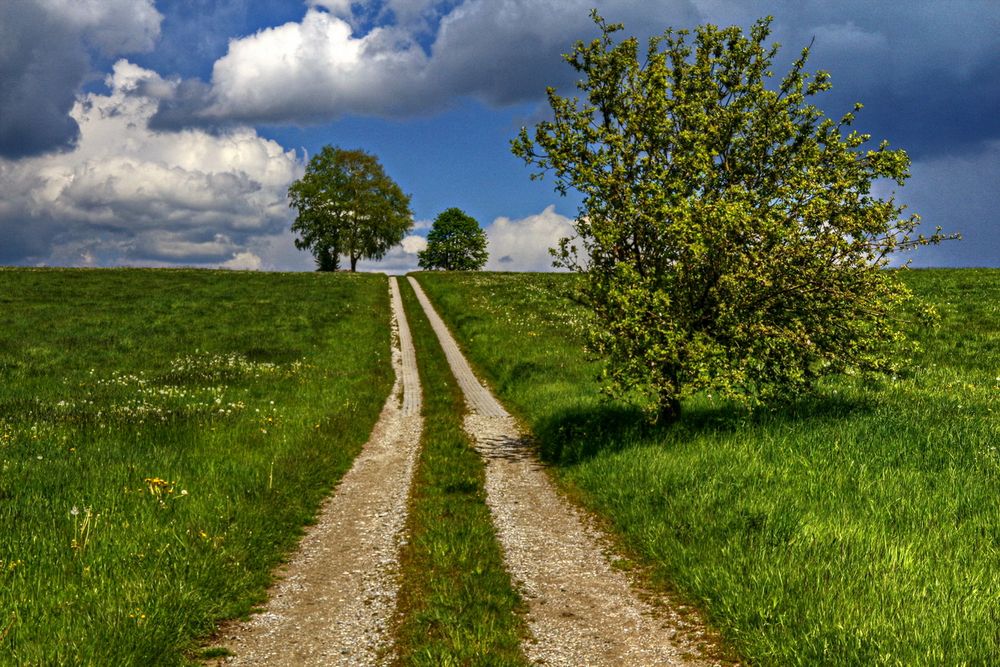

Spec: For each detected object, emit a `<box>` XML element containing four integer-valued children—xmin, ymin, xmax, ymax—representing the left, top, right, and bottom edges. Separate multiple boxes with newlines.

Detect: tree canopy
<box><xmin>512</xmin><ymin>13</ymin><xmax>955</xmax><ymax>421</ymax></box>
<box><xmin>418</xmin><ymin>208</ymin><xmax>489</xmax><ymax>271</ymax></box>
<box><xmin>289</xmin><ymin>146</ymin><xmax>413</xmax><ymax>272</ymax></box>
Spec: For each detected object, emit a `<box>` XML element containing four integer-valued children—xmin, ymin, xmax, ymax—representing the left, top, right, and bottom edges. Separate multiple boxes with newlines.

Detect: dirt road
<box><xmin>213</xmin><ymin>275</ymin><xmax>720</xmax><ymax>666</ymax></box>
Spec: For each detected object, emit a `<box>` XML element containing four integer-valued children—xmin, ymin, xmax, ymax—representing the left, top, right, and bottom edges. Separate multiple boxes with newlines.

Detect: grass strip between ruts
<box><xmin>390</xmin><ymin>277</ymin><xmax>528</xmax><ymax>666</ymax></box>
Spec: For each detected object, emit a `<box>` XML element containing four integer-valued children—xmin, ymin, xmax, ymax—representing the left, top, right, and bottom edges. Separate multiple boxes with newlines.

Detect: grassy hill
<box><xmin>415</xmin><ymin>268</ymin><xmax>1000</xmax><ymax>665</ymax></box>
<box><xmin>0</xmin><ymin>268</ymin><xmax>392</xmax><ymax>665</ymax></box>
<box><xmin>3</xmin><ymin>266</ymin><xmax>996</xmax><ymax>665</ymax></box>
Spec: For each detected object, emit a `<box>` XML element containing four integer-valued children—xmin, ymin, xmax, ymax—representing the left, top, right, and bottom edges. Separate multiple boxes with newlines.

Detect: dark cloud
<box><xmin>840</xmin><ymin>68</ymin><xmax>1000</xmax><ymax>160</ymax></box>
<box><xmin>144</xmin><ymin>78</ymin><xmax>218</xmax><ymax>131</ymax></box>
<box><xmin>0</xmin><ymin>3</ymin><xmax>86</xmax><ymax>158</ymax></box>
<box><xmin>759</xmin><ymin>2</ymin><xmax>1000</xmax><ymax>160</ymax></box>
<box><xmin>0</xmin><ymin>215</ymin><xmax>62</xmax><ymax>265</ymax></box>
<box><xmin>902</xmin><ymin>142</ymin><xmax>1000</xmax><ymax>267</ymax></box>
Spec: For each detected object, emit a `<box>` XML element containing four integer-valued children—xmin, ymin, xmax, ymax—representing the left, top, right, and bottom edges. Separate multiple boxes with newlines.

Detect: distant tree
<box><xmin>512</xmin><ymin>12</ymin><xmax>956</xmax><ymax>421</ymax></box>
<box><xmin>418</xmin><ymin>208</ymin><xmax>489</xmax><ymax>271</ymax></box>
<box><xmin>289</xmin><ymin>146</ymin><xmax>413</xmax><ymax>272</ymax></box>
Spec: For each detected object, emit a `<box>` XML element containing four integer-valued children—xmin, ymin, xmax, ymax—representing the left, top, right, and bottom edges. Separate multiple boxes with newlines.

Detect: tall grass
<box><xmin>391</xmin><ymin>278</ymin><xmax>528</xmax><ymax>666</ymax></box>
<box><xmin>414</xmin><ymin>269</ymin><xmax>1000</xmax><ymax>665</ymax></box>
<box><xmin>0</xmin><ymin>268</ymin><xmax>392</xmax><ymax>665</ymax></box>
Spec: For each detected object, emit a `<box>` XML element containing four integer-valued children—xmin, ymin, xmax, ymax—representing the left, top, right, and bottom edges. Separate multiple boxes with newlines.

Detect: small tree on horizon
<box><xmin>289</xmin><ymin>146</ymin><xmax>413</xmax><ymax>272</ymax></box>
<box><xmin>418</xmin><ymin>208</ymin><xmax>489</xmax><ymax>271</ymax></box>
<box><xmin>512</xmin><ymin>12</ymin><xmax>956</xmax><ymax>421</ymax></box>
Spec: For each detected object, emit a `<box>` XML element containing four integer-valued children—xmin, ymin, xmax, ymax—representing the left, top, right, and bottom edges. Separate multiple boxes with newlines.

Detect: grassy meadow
<box><xmin>0</xmin><ymin>268</ymin><xmax>393</xmax><ymax>665</ymax></box>
<box><xmin>414</xmin><ymin>269</ymin><xmax>1000</xmax><ymax>665</ymax></box>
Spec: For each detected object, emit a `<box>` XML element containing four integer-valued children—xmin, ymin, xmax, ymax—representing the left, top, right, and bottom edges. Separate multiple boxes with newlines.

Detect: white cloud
<box><xmin>0</xmin><ymin>60</ymin><xmax>304</xmax><ymax>267</ymax></box>
<box><xmin>203</xmin><ymin>9</ymin><xmax>430</xmax><ymax>122</ymax></box>
<box><xmin>358</xmin><ymin>233</ymin><xmax>427</xmax><ymax>274</ymax></box>
<box><xmin>221</xmin><ymin>251</ymin><xmax>264</xmax><ymax>271</ymax></box>
<box><xmin>154</xmin><ymin>0</ymin><xmax>619</xmax><ymax>125</ymax></box>
<box><xmin>811</xmin><ymin>21</ymin><xmax>888</xmax><ymax>52</ymax></box>
<box><xmin>140</xmin><ymin>0</ymin><xmax>1000</xmax><ymax>173</ymax></box>
<box><xmin>484</xmin><ymin>205</ymin><xmax>577</xmax><ymax>272</ymax></box>
<box><xmin>401</xmin><ymin>234</ymin><xmax>428</xmax><ymax>254</ymax></box>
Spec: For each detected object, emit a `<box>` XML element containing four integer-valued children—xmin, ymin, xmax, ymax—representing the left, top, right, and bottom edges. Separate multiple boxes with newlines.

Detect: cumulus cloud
<box><xmin>151</xmin><ymin>0</ymin><xmax>626</xmax><ymax>126</ymax></box>
<box><xmin>411</xmin><ymin>219</ymin><xmax>433</xmax><ymax>232</ymax></box>
<box><xmin>0</xmin><ymin>60</ymin><xmax>303</xmax><ymax>268</ymax></box>
<box><xmin>401</xmin><ymin>234</ymin><xmax>429</xmax><ymax>254</ymax></box>
<box><xmin>221</xmin><ymin>251</ymin><xmax>264</xmax><ymax>271</ymax></box>
<box><xmin>484</xmin><ymin>205</ymin><xmax>577</xmax><ymax>272</ymax></box>
<box><xmin>203</xmin><ymin>9</ymin><xmax>431</xmax><ymax>123</ymax></box>
<box><xmin>0</xmin><ymin>0</ymin><xmax>161</xmax><ymax>158</ymax></box>
<box><xmin>146</xmin><ymin>0</ymin><xmax>1000</xmax><ymax>164</ymax></box>
<box><xmin>357</xmin><ymin>233</ymin><xmax>427</xmax><ymax>274</ymax></box>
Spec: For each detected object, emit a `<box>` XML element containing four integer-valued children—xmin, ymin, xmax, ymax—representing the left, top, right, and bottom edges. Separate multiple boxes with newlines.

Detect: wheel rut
<box><xmin>408</xmin><ymin>276</ymin><xmax>718</xmax><ymax>666</ymax></box>
<box><xmin>214</xmin><ymin>277</ymin><xmax>422</xmax><ymax>666</ymax></box>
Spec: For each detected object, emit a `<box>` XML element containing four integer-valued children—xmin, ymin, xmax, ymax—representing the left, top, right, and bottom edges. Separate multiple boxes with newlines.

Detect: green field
<box><xmin>414</xmin><ymin>269</ymin><xmax>1000</xmax><ymax>665</ymax></box>
<box><xmin>0</xmin><ymin>269</ymin><xmax>393</xmax><ymax>665</ymax></box>
<box><xmin>4</xmin><ymin>266</ymin><xmax>997</xmax><ymax>665</ymax></box>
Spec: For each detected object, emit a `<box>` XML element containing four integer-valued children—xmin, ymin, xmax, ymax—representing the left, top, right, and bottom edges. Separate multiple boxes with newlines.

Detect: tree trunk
<box><xmin>350</xmin><ymin>254</ymin><xmax>358</xmax><ymax>272</ymax></box>
<box><xmin>657</xmin><ymin>393</ymin><xmax>681</xmax><ymax>424</ymax></box>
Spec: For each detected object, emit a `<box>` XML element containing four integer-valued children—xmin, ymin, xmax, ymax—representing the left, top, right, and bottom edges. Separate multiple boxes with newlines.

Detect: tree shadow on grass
<box><xmin>534</xmin><ymin>403</ymin><xmax>652</xmax><ymax>466</ymax></box>
<box><xmin>534</xmin><ymin>391</ymin><xmax>876</xmax><ymax>467</ymax></box>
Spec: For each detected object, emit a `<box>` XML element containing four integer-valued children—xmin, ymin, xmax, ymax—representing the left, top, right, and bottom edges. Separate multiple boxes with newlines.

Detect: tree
<box><xmin>512</xmin><ymin>13</ymin><xmax>955</xmax><ymax>421</ymax></box>
<box><xmin>289</xmin><ymin>146</ymin><xmax>413</xmax><ymax>272</ymax></box>
<box><xmin>418</xmin><ymin>208</ymin><xmax>489</xmax><ymax>271</ymax></box>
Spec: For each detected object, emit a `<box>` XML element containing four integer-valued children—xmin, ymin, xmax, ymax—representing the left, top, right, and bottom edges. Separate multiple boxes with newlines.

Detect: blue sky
<box><xmin>1</xmin><ymin>0</ymin><xmax>997</xmax><ymax>271</ymax></box>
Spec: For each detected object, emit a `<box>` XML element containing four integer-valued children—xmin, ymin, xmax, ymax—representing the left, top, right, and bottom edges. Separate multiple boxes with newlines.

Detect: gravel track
<box><xmin>213</xmin><ymin>277</ymin><xmax>422</xmax><ymax>666</ymax></box>
<box><xmin>408</xmin><ymin>276</ymin><xmax>717</xmax><ymax>666</ymax></box>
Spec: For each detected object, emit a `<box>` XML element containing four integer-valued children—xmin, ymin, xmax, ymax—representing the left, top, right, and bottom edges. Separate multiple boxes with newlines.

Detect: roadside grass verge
<box><xmin>0</xmin><ymin>268</ymin><xmax>392</xmax><ymax>666</ymax></box>
<box><xmin>413</xmin><ymin>269</ymin><xmax>1000</xmax><ymax>665</ymax></box>
<box><xmin>391</xmin><ymin>278</ymin><xmax>528</xmax><ymax>666</ymax></box>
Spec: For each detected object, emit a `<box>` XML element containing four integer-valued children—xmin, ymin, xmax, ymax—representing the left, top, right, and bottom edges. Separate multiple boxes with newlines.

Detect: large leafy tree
<box><xmin>418</xmin><ymin>208</ymin><xmax>489</xmax><ymax>271</ymax></box>
<box><xmin>512</xmin><ymin>13</ymin><xmax>954</xmax><ymax>421</ymax></box>
<box><xmin>289</xmin><ymin>146</ymin><xmax>413</xmax><ymax>272</ymax></box>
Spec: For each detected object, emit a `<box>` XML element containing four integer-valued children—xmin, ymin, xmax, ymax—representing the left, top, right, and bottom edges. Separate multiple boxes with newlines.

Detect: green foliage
<box><xmin>392</xmin><ymin>279</ymin><xmax>527</xmax><ymax>665</ymax></box>
<box><xmin>416</xmin><ymin>269</ymin><xmax>1000</xmax><ymax>665</ymax></box>
<box><xmin>417</xmin><ymin>208</ymin><xmax>489</xmax><ymax>271</ymax></box>
<box><xmin>0</xmin><ymin>268</ymin><xmax>392</xmax><ymax>664</ymax></box>
<box><xmin>512</xmin><ymin>13</ymin><xmax>956</xmax><ymax>420</ymax></box>
<box><xmin>289</xmin><ymin>146</ymin><xmax>413</xmax><ymax>272</ymax></box>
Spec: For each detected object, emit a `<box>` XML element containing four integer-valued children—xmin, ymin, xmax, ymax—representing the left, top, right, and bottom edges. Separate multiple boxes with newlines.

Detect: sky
<box><xmin>1</xmin><ymin>0</ymin><xmax>997</xmax><ymax>272</ymax></box>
